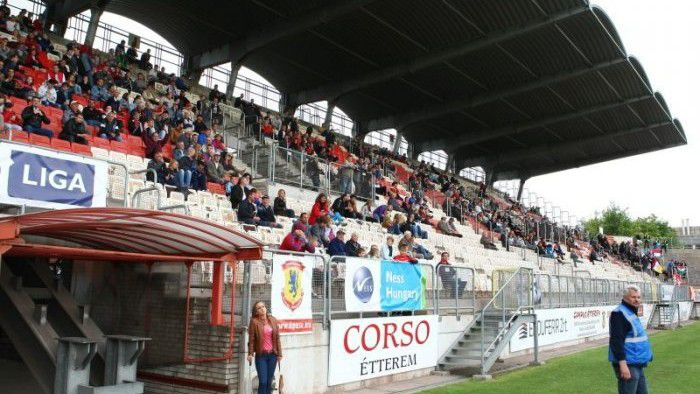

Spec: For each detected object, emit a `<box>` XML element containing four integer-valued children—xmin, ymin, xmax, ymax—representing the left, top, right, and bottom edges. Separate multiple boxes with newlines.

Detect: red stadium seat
<box><xmin>4</xmin><ymin>129</ymin><xmax>28</xmax><ymax>141</ymax></box>
<box><xmin>29</xmin><ymin>133</ymin><xmax>51</xmax><ymax>148</ymax></box>
<box><xmin>90</xmin><ymin>137</ymin><xmax>110</xmax><ymax>149</ymax></box>
<box><xmin>85</xmin><ymin>125</ymin><xmax>99</xmax><ymax>136</ymax></box>
<box><xmin>50</xmin><ymin>138</ymin><xmax>72</xmax><ymax>152</ymax></box>
<box><xmin>128</xmin><ymin>145</ymin><xmax>146</xmax><ymax>157</ymax></box>
<box><xmin>73</xmin><ymin>95</ymin><xmax>88</xmax><ymax>107</ymax></box>
<box><xmin>208</xmin><ymin>182</ymin><xmax>225</xmax><ymax>195</ymax></box>
<box><xmin>71</xmin><ymin>143</ymin><xmax>93</xmax><ymax>156</ymax></box>
<box><xmin>127</xmin><ymin>134</ymin><xmax>144</xmax><ymax>148</ymax></box>
<box><xmin>82</xmin><ymin>134</ymin><xmax>94</xmax><ymax>143</ymax></box>
<box><xmin>161</xmin><ymin>143</ymin><xmax>173</xmax><ymax>159</ymax></box>
<box><xmin>110</xmin><ymin>140</ymin><xmax>128</xmax><ymax>153</ymax></box>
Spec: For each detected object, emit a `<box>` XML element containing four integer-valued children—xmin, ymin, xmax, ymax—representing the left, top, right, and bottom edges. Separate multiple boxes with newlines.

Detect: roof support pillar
<box><xmin>279</xmin><ymin>92</ymin><xmax>298</xmax><ymax>118</ymax></box>
<box><xmin>392</xmin><ymin>130</ymin><xmax>403</xmax><ymax>154</ymax></box>
<box><xmin>322</xmin><ymin>100</ymin><xmax>337</xmax><ymax>130</ymax></box>
<box><xmin>517</xmin><ymin>177</ymin><xmax>528</xmax><ymax>202</ymax></box>
<box><xmin>83</xmin><ymin>6</ymin><xmax>104</xmax><ymax>48</ymax></box>
<box><xmin>210</xmin><ymin>261</ymin><xmax>225</xmax><ymax>326</ymax></box>
<box><xmin>485</xmin><ymin>170</ymin><xmax>496</xmax><ymax>188</ymax></box>
<box><xmin>225</xmin><ymin>61</ymin><xmax>242</xmax><ymax>100</ymax></box>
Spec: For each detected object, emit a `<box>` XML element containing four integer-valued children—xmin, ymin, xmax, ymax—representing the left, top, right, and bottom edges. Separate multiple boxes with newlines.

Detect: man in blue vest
<box><xmin>609</xmin><ymin>285</ymin><xmax>653</xmax><ymax>394</ymax></box>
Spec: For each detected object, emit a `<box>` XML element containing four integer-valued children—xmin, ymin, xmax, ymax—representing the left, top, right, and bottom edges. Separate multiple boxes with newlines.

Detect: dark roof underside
<box><xmin>45</xmin><ymin>0</ymin><xmax>686</xmax><ymax>179</ymax></box>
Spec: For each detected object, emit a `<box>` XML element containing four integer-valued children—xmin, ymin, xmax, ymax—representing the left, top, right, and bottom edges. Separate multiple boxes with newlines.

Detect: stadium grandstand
<box><xmin>0</xmin><ymin>1</ymin><xmax>696</xmax><ymax>393</ymax></box>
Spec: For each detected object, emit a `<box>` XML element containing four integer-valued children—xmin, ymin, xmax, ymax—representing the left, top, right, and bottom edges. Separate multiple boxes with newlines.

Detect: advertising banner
<box><xmin>328</xmin><ymin>315</ymin><xmax>438</xmax><ymax>386</ymax></box>
<box><xmin>510</xmin><ymin>304</ymin><xmax>655</xmax><ymax>352</ymax></box>
<box><xmin>270</xmin><ymin>254</ymin><xmax>314</xmax><ymax>334</ymax></box>
<box><xmin>344</xmin><ymin>258</ymin><xmax>427</xmax><ymax>313</ymax></box>
<box><xmin>0</xmin><ymin>143</ymin><xmax>108</xmax><ymax>209</ymax></box>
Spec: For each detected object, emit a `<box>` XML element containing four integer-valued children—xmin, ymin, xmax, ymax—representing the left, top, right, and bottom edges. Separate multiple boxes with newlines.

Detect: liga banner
<box><xmin>270</xmin><ymin>254</ymin><xmax>314</xmax><ymax>334</ymax></box>
<box><xmin>0</xmin><ymin>143</ymin><xmax>108</xmax><ymax>209</ymax></box>
<box><xmin>344</xmin><ymin>258</ymin><xmax>427</xmax><ymax>313</ymax></box>
<box><xmin>328</xmin><ymin>315</ymin><xmax>438</xmax><ymax>386</ymax></box>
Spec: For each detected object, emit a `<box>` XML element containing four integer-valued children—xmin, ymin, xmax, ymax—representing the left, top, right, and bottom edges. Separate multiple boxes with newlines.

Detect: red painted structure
<box><xmin>0</xmin><ymin>208</ymin><xmax>264</xmax><ymax>364</ymax></box>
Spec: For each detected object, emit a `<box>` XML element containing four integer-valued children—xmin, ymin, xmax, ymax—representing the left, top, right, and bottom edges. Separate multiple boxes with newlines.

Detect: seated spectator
<box><xmin>536</xmin><ymin>237</ymin><xmax>547</xmax><ymax>255</ymax></box>
<box><xmin>360</xmin><ymin>200</ymin><xmax>376</xmax><ymax>222</ymax></box>
<box><xmin>2</xmin><ymin>100</ymin><xmax>22</xmax><ymax>131</ymax></box>
<box><xmin>229</xmin><ymin>174</ymin><xmax>251</xmax><ymax>209</ymax></box>
<box><xmin>327</xmin><ymin>230</ymin><xmax>347</xmax><ymax>257</ymax></box>
<box><xmin>401</xmin><ymin>212</ymin><xmax>427</xmax><ymax>239</ymax></box>
<box><xmin>388</xmin><ymin>213</ymin><xmax>405</xmax><ymax>235</ymax></box>
<box><xmin>21</xmin><ymin>96</ymin><xmax>52</xmax><ymax>137</ymax></box>
<box><xmin>143</xmin><ymin>129</ymin><xmax>170</xmax><ymax>159</ymax></box>
<box><xmin>446</xmin><ymin>218</ymin><xmax>463</xmax><ymax>238</ymax></box>
<box><xmin>381</xmin><ymin>236</ymin><xmax>395</xmax><ymax>260</ymax></box>
<box><xmin>480</xmin><ymin>233</ymin><xmax>498</xmax><ymax>250</ymax></box>
<box><xmin>399</xmin><ymin>232</ymin><xmax>433</xmax><ymax>260</ymax></box>
<box><xmin>98</xmin><ymin>111</ymin><xmax>122</xmax><ymax>141</ymax></box>
<box><xmin>393</xmin><ymin>244</ymin><xmax>418</xmax><ymax>263</ymax></box>
<box><xmin>292</xmin><ymin>212</ymin><xmax>309</xmax><ymax>234</ymax></box>
<box><xmin>82</xmin><ymin>99</ymin><xmax>103</xmax><ymax>126</ymax></box>
<box><xmin>191</xmin><ymin>161</ymin><xmax>208</xmax><ymax>191</ymax></box>
<box><xmin>368</xmin><ymin>245</ymin><xmax>380</xmax><ymax>258</ymax></box>
<box><xmin>437</xmin><ymin>252</ymin><xmax>468</xmax><ymax>298</ymax></box>
<box><xmin>340</xmin><ymin>196</ymin><xmax>363</xmax><ymax>220</ymax></box>
<box><xmin>62</xmin><ymin>100</ymin><xmax>81</xmax><ymax>124</ymax></box>
<box><xmin>37</xmin><ymin>79</ymin><xmax>59</xmax><ymax>108</ymax></box>
<box><xmin>280</xmin><ymin>230</ymin><xmax>315</xmax><ymax>253</ymax></box>
<box><xmin>146</xmin><ymin>152</ymin><xmax>167</xmax><ymax>183</ymax></box>
<box><xmin>256</xmin><ymin>195</ymin><xmax>283</xmax><ymax>228</ymax></box>
<box><xmin>345</xmin><ymin>233</ymin><xmax>362</xmax><ymax>257</ymax></box>
<box><xmin>309</xmin><ymin>193</ymin><xmax>330</xmax><ymax>225</ymax></box>
<box><xmin>273</xmin><ymin>189</ymin><xmax>295</xmax><ymax>218</ymax></box>
<box><xmin>308</xmin><ymin>215</ymin><xmax>332</xmax><ymax>247</ymax></box>
<box><xmin>164</xmin><ymin>160</ymin><xmax>188</xmax><ymax>190</ymax></box>
<box><xmin>58</xmin><ymin>112</ymin><xmax>88</xmax><ymax>144</ymax></box>
<box><xmin>91</xmin><ymin>78</ymin><xmax>110</xmax><ymax>101</ymax></box>
<box><xmin>206</xmin><ymin>151</ymin><xmax>225</xmax><ymax>183</ymax></box>
<box><xmin>237</xmin><ymin>188</ymin><xmax>261</xmax><ymax>225</ymax></box>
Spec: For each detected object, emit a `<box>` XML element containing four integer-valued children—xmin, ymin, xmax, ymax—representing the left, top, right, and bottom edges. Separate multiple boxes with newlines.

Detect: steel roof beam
<box><xmin>190</xmin><ymin>0</ymin><xmax>375</xmax><ymax>70</ymax></box>
<box><xmin>289</xmin><ymin>6</ymin><xmax>588</xmax><ymax>104</ymax></box>
<box><xmin>496</xmin><ymin>138</ymin><xmax>686</xmax><ymax>181</ymax></box>
<box><xmin>415</xmin><ymin>93</ymin><xmax>651</xmax><ymax>154</ymax></box>
<box><xmin>366</xmin><ymin>57</ymin><xmax>626</xmax><ymax>134</ymax></box>
<box><xmin>458</xmin><ymin>121</ymin><xmax>672</xmax><ymax>168</ymax></box>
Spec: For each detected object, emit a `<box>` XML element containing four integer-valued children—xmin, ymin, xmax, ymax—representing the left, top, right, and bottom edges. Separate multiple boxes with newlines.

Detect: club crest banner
<box><xmin>271</xmin><ymin>254</ymin><xmax>314</xmax><ymax>334</ymax></box>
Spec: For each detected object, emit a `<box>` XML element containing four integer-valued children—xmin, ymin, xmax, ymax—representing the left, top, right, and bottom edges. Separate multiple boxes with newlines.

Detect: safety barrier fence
<box><xmin>187</xmin><ymin>250</ymin><xmax>689</xmax><ymax>331</ymax></box>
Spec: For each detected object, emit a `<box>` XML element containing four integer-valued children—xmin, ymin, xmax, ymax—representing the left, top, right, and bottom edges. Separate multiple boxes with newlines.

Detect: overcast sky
<box><xmin>16</xmin><ymin>0</ymin><xmax>694</xmax><ymax>227</ymax></box>
<box><xmin>524</xmin><ymin>0</ymin><xmax>698</xmax><ymax>228</ymax></box>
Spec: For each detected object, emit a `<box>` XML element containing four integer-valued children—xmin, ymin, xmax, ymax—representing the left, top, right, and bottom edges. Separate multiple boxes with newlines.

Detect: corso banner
<box><xmin>508</xmin><ymin>305</ymin><xmax>658</xmax><ymax>352</ymax></box>
<box><xmin>270</xmin><ymin>254</ymin><xmax>314</xmax><ymax>334</ymax></box>
<box><xmin>328</xmin><ymin>315</ymin><xmax>438</xmax><ymax>386</ymax></box>
<box><xmin>344</xmin><ymin>258</ymin><xmax>428</xmax><ymax>313</ymax></box>
<box><xmin>0</xmin><ymin>143</ymin><xmax>108</xmax><ymax>209</ymax></box>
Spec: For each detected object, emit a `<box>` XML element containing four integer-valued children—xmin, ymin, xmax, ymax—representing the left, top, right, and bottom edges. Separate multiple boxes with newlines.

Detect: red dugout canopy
<box><xmin>0</xmin><ymin>208</ymin><xmax>264</xmax><ymax>262</ymax></box>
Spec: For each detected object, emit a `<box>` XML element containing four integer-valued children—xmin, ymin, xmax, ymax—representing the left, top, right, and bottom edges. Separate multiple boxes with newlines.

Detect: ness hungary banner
<box><xmin>344</xmin><ymin>258</ymin><xmax>428</xmax><ymax>312</ymax></box>
<box><xmin>0</xmin><ymin>143</ymin><xmax>108</xmax><ymax>209</ymax></box>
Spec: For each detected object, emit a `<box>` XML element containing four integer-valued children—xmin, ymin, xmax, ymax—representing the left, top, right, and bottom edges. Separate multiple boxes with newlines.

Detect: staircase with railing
<box><xmin>438</xmin><ymin>268</ymin><xmax>539</xmax><ymax>378</ymax></box>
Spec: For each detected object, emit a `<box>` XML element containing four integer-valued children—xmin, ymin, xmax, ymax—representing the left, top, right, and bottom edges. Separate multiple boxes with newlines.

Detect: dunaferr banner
<box><xmin>344</xmin><ymin>258</ymin><xmax>428</xmax><ymax>313</ymax></box>
<box><xmin>0</xmin><ymin>143</ymin><xmax>108</xmax><ymax>209</ymax></box>
<box><xmin>328</xmin><ymin>315</ymin><xmax>438</xmax><ymax>385</ymax></box>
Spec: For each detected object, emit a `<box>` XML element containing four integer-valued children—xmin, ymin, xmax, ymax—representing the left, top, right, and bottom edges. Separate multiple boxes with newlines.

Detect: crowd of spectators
<box><xmin>0</xmin><ymin>6</ymin><xmax>674</xmax><ymax>277</ymax></box>
<box><xmin>0</xmin><ymin>6</ymin><xmax>245</xmax><ymax>194</ymax></box>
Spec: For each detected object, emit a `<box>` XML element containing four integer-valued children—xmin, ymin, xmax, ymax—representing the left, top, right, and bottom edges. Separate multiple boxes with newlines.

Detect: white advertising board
<box><xmin>328</xmin><ymin>315</ymin><xmax>438</xmax><ymax>386</ymax></box>
<box><xmin>270</xmin><ymin>254</ymin><xmax>314</xmax><ymax>334</ymax></box>
<box><xmin>510</xmin><ymin>305</ymin><xmax>619</xmax><ymax>352</ymax></box>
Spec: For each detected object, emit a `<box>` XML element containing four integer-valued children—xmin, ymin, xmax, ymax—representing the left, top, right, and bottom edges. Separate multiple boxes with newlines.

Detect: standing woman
<box><xmin>248</xmin><ymin>301</ymin><xmax>283</xmax><ymax>394</ymax></box>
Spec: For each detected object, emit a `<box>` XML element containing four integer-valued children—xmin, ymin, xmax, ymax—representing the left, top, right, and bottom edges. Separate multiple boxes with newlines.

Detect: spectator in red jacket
<box><xmin>309</xmin><ymin>193</ymin><xmax>330</xmax><ymax>225</ymax></box>
<box><xmin>280</xmin><ymin>230</ymin><xmax>316</xmax><ymax>253</ymax></box>
<box><xmin>393</xmin><ymin>244</ymin><xmax>417</xmax><ymax>263</ymax></box>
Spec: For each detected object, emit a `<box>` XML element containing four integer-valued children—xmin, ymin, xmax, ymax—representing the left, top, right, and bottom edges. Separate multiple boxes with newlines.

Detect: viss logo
<box><xmin>352</xmin><ymin>266</ymin><xmax>374</xmax><ymax>303</ymax></box>
<box><xmin>517</xmin><ymin>323</ymin><xmax>529</xmax><ymax>339</ymax></box>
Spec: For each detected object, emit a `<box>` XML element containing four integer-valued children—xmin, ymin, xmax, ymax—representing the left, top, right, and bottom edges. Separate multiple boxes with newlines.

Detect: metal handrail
<box><xmin>479</xmin><ymin>267</ymin><xmax>532</xmax><ymax>375</ymax></box>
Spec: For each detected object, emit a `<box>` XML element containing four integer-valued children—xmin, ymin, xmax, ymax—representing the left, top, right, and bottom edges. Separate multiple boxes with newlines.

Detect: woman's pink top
<box><xmin>262</xmin><ymin>323</ymin><xmax>274</xmax><ymax>353</ymax></box>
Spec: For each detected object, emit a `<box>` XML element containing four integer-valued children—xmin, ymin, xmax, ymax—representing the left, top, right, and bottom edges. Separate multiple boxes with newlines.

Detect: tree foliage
<box><xmin>583</xmin><ymin>203</ymin><xmax>678</xmax><ymax>244</ymax></box>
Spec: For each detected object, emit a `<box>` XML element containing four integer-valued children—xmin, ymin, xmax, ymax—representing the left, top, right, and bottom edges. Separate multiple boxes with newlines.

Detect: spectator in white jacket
<box><xmin>380</xmin><ymin>236</ymin><xmax>395</xmax><ymax>260</ymax></box>
<box><xmin>38</xmin><ymin>79</ymin><xmax>59</xmax><ymax>107</ymax></box>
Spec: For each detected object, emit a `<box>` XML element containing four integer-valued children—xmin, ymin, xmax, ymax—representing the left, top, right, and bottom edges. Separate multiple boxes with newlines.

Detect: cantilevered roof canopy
<box><xmin>0</xmin><ymin>208</ymin><xmax>263</xmax><ymax>261</ymax></box>
<box><xmin>43</xmin><ymin>0</ymin><xmax>687</xmax><ymax>179</ymax></box>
